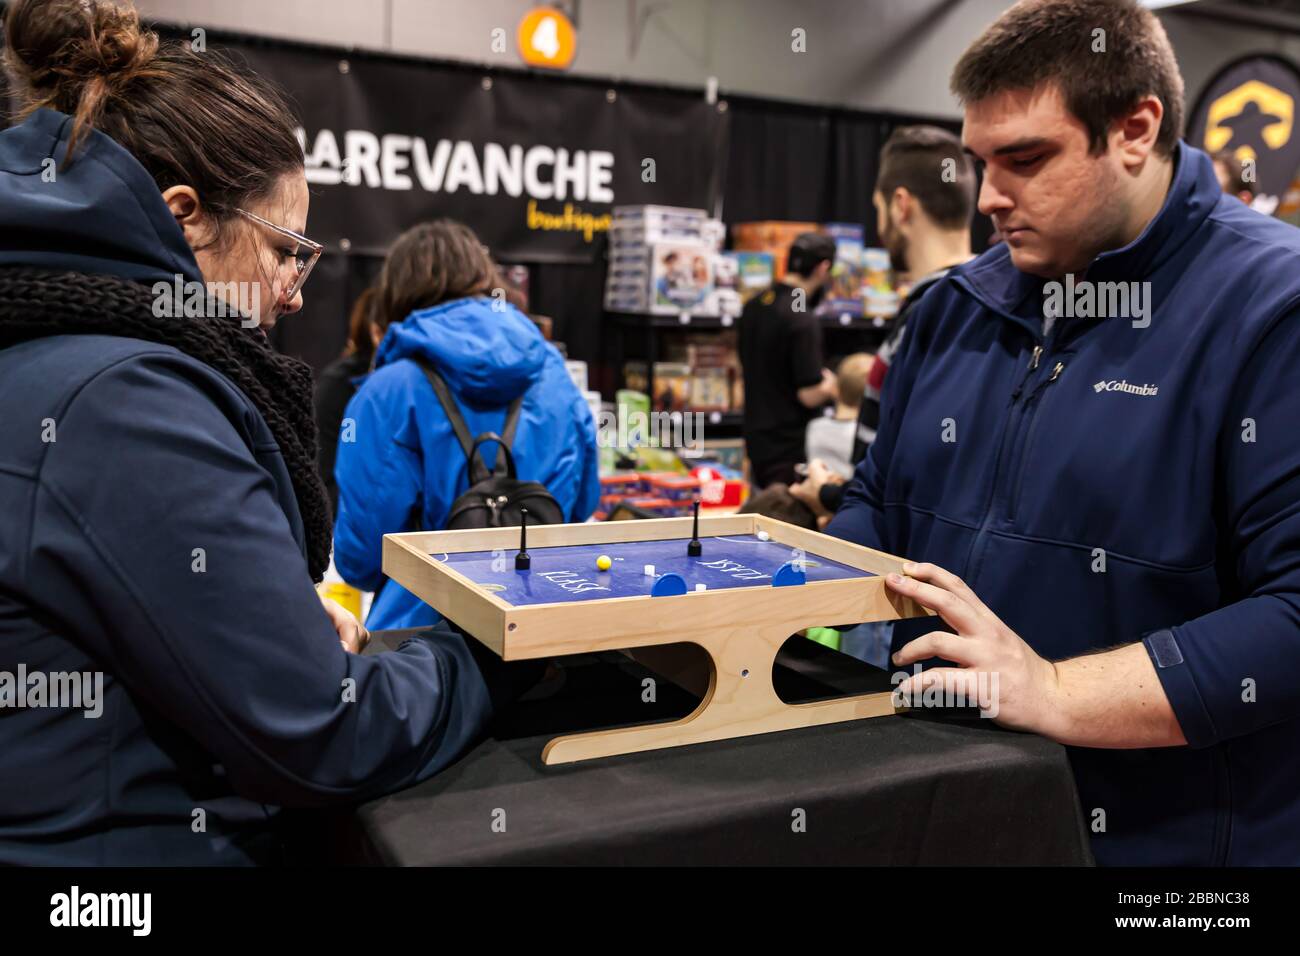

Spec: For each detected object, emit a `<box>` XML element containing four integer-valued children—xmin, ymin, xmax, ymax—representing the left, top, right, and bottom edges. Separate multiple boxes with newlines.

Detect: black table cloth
<box><xmin>328</xmin><ymin>629</ymin><xmax>1094</xmax><ymax>865</ymax></box>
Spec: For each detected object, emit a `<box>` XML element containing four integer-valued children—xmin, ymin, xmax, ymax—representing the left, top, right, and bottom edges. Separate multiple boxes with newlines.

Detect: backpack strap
<box><xmin>414</xmin><ymin>358</ymin><xmax>471</xmax><ymax>450</ymax></box>
<box><xmin>486</xmin><ymin>396</ymin><xmax>526</xmax><ymax>479</ymax></box>
<box><xmin>468</xmin><ymin>432</ymin><xmax>518</xmax><ymax>479</ymax></box>
<box><xmin>414</xmin><ymin>357</ymin><xmax>514</xmax><ymax>480</ymax></box>
<box><xmin>501</xmin><ymin>395</ymin><xmax>524</xmax><ymax>447</ymax></box>
<box><xmin>479</xmin><ymin>398</ymin><xmax>525</xmax><ymax>478</ymax></box>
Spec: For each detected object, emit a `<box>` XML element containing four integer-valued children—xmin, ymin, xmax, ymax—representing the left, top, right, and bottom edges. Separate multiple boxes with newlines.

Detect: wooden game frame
<box><xmin>383</xmin><ymin>514</ymin><xmax>932</xmax><ymax>765</ymax></box>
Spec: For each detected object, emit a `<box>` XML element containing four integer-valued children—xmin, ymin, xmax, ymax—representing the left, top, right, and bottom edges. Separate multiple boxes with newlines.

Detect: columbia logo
<box><xmin>1094</xmin><ymin>379</ymin><xmax>1159</xmax><ymax>396</ymax></box>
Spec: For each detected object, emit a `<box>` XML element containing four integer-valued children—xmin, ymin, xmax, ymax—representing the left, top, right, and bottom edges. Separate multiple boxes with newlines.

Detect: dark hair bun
<box><xmin>3</xmin><ymin>0</ymin><xmax>304</xmax><ymax>236</ymax></box>
<box><xmin>5</xmin><ymin>0</ymin><xmax>159</xmax><ymax>110</ymax></box>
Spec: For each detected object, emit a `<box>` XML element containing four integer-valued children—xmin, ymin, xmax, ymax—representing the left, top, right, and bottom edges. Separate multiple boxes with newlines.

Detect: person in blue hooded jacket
<box><xmin>333</xmin><ymin>220</ymin><xmax>600</xmax><ymax>631</ymax></box>
<box><xmin>0</xmin><ymin>0</ymin><xmax>532</xmax><ymax>865</ymax></box>
<box><xmin>828</xmin><ymin>0</ymin><xmax>1300</xmax><ymax>865</ymax></box>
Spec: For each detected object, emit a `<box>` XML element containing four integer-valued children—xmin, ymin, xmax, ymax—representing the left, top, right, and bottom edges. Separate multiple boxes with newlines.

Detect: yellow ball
<box><xmin>596</xmin><ymin>555</ymin><xmax>612</xmax><ymax>571</ymax></box>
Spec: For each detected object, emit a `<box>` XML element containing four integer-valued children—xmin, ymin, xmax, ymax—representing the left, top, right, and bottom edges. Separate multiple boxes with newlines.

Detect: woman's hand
<box><xmin>320</xmin><ymin>594</ymin><xmax>370</xmax><ymax>654</ymax></box>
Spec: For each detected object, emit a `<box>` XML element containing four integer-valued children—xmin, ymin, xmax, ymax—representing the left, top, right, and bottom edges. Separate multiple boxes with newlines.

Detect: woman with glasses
<box><xmin>0</xmin><ymin>0</ymin><xmax>528</xmax><ymax>865</ymax></box>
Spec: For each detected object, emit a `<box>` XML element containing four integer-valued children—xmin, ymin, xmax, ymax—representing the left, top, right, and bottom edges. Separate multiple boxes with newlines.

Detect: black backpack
<box><xmin>416</xmin><ymin>359</ymin><xmax>564</xmax><ymax>530</ymax></box>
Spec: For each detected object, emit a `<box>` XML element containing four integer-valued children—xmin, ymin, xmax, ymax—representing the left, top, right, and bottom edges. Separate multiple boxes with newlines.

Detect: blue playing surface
<box><xmin>433</xmin><ymin>533</ymin><xmax>874</xmax><ymax>606</ymax></box>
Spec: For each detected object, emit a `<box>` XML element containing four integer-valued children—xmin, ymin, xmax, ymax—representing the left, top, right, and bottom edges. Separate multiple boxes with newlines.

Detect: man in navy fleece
<box><xmin>828</xmin><ymin>0</ymin><xmax>1300</xmax><ymax>864</ymax></box>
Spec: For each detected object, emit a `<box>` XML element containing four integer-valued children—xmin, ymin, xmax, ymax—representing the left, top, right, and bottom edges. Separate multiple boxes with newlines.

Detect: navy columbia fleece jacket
<box><xmin>828</xmin><ymin>142</ymin><xmax>1300</xmax><ymax>866</ymax></box>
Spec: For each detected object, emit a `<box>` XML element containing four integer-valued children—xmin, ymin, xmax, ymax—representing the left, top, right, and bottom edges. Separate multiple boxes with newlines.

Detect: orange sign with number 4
<box><xmin>517</xmin><ymin>7</ymin><xmax>577</xmax><ymax>70</ymax></box>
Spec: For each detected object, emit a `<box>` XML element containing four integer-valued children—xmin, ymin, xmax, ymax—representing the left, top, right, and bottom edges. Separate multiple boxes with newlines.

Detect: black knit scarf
<box><xmin>0</xmin><ymin>266</ymin><xmax>333</xmax><ymax>582</ymax></box>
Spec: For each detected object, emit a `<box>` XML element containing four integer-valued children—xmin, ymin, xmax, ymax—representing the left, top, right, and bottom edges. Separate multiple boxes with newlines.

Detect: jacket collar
<box><xmin>951</xmin><ymin>142</ymin><xmax>1221</xmax><ymax>331</ymax></box>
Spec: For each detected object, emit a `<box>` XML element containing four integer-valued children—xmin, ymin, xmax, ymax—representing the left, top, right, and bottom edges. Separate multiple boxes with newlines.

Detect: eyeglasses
<box><xmin>236</xmin><ymin>208</ymin><xmax>324</xmax><ymax>301</ymax></box>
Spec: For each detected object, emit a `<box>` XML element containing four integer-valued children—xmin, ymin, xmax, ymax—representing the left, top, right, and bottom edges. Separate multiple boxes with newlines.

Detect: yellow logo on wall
<box><xmin>518</xmin><ymin>7</ymin><xmax>577</xmax><ymax>70</ymax></box>
<box><xmin>1205</xmin><ymin>79</ymin><xmax>1294</xmax><ymax>161</ymax></box>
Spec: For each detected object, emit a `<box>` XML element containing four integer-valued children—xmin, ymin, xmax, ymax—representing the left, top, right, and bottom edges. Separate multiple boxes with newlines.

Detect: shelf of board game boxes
<box><xmin>601</xmin><ymin>209</ymin><xmax>903</xmax><ymax>325</ymax></box>
<box><xmin>594</xmin><ymin>386</ymin><xmax>748</xmax><ymax>522</ymax></box>
<box><xmin>606</xmin><ymin>309</ymin><xmax>895</xmax><ymax>330</ymax></box>
<box><xmin>594</xmin><ymin>452</ymin><xmax>749</xmax><ymax>522</ymax></box>
<box><xmin>598</xmin><ymin>305</ymin><xmax>896</xmax><ymax>523</ymax></box>
<box><xmin>559</xmin><ymin>354</ymin><xmax>745</xmax><ymax>521</ymax></box>
<box><xmin>596</xmin><ymin>209</ymin><xmax>905</xmax><ymax>522</ymax></box>
<box><xmin>606</xmin><ymin>307</ymin><xmax>893</xmax><ymax>442</ymax></box>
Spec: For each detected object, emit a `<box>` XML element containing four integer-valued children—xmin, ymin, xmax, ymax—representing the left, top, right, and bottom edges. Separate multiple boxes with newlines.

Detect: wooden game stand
<box><xmin>383</xmin><ymin>514</ymin><xmax>932</xmax><ymax>765</ymax></box>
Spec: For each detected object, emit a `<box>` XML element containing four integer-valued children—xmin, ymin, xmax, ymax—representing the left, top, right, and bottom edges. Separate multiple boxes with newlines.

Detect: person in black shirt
<box><xmin>315</xmin><ymin>287</ymin><xmax>380</xmax><ymax>514</ymax></box>
<box><xmin>738</xmin><ymin>232</ymin><xmax>838</xmax><ymax>488</ymax></box>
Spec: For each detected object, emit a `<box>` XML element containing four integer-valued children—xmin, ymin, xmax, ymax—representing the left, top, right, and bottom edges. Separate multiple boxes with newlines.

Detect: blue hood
<box><xmin>0</xmin><ymin>108</ymin><xmax>203</xmax><ymax>285</ymax></box>
<box><xmin>374</xmin><ymin>297</ymin><xmax>547</xmax><ymax>406</ymax></box>
<box><xmin>335</xmin><ymin>296</ymin><xmax>601</xmax><ymax>631</ymax></box>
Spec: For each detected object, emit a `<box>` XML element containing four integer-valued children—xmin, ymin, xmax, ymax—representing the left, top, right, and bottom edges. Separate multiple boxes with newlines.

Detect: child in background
<box><xmin>805</xmin><ymin>352</ymin><xmax>874</xmax><ymax>479</ymax></box>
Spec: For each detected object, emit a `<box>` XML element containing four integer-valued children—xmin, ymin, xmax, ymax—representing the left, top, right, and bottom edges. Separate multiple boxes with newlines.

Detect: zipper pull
<box><xmin>1012</xmin><ymin>345</ymin><xmax>1046</xmax><ymax>403</ymax></box>
<box><xmin>1026</xmin><ymin>362</ymin><xmax>1066</xmax><ymax>404</ymax></box>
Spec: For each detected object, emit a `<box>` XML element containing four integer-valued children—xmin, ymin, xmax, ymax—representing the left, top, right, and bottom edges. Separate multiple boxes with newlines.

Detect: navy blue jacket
<box><xmin>0</xmin><ymin>109</ymin><xmax>502</xmax><ymax>864</ymax></box>
<box><xmin>828</xmin><ymin>143</ymin><xmax>1300</xmax><ymax>865</ymax></box>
